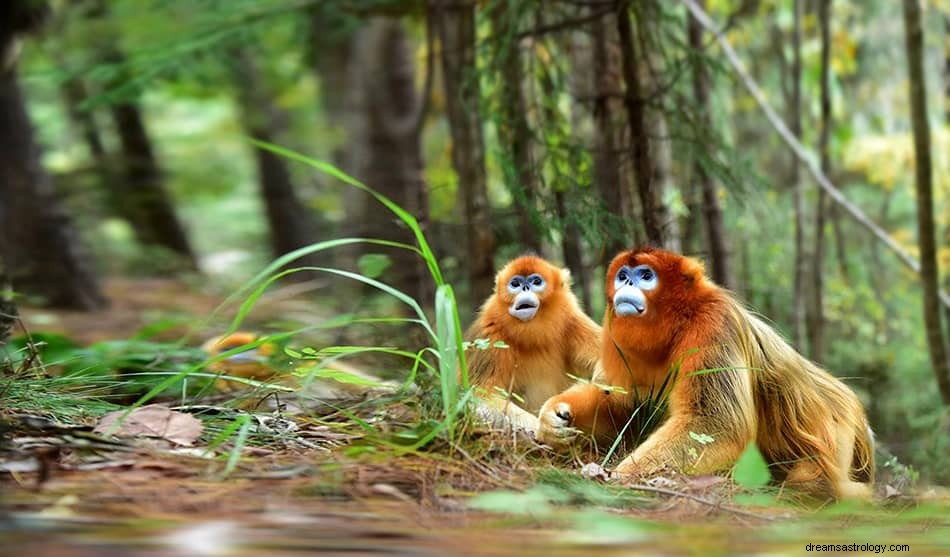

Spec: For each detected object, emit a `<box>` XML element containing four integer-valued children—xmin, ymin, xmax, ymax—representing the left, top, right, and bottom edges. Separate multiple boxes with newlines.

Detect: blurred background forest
<box><xmin>1</xmin><ymin>0</ymin><xmax>949</xmax><ymax>487</ymax></box>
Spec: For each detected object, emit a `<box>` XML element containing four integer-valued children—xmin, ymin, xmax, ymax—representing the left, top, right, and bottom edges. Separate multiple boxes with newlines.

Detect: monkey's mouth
<box><xmin>614</xmin><ymin>290</ymin><xmax>646</xmax><ymax>317</ymax></box>
<box><xmin>509</xmin><ymin>292</ymin><xmax>540</xmax><ymax>321</ymax></box>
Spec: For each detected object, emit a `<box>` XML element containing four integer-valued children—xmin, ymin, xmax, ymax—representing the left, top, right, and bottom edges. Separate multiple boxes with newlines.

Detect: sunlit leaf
<box><xmin>357</xmin><ymin>253</ymin><xmax>392</xmax><ymax>279</ymax></box>
<box><xmin>732</xmin><ymin>442</ymin><xmax>771</xmax><ymax>489</ymax></box>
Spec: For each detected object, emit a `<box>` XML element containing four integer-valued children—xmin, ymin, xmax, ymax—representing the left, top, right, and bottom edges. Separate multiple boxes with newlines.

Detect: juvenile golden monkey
<box><xmin>464</xmin><ymin>255</ymin><xmax>602</xmax><ymax>433</ymax></box>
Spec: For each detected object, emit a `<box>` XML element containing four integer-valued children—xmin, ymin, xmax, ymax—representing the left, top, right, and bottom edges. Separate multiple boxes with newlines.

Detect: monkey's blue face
<box><xmin>506</xmin><ymin>273</ymin><xmax>546</xmax><ymax>321</ymax></box>
<box><xmin>613</xmin><ymin>264</ymin><xmax>658</xmax><ymax>317</ymax></box>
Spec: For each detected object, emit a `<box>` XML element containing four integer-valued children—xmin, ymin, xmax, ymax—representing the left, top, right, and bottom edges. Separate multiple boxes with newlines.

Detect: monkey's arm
<box><xmin>613</xmin><ymin>361</ymin><xmax>756</xmax><ymax>478</ymax></box>
<box><xmin>464</xmin><ymin>340</ymin><xmax>540</xmax><ymax>433</ymax></box>
<box><xmin>475</xmin><ymin>388</ymin><xmax>541</xmax><ymax>432</ymax></box>
<box><xmin>536</xmin><ymin>365</ymin><xmax>635</xmax><ymax>448</ymax></box>
<box><xmin>567</xmin><ymin>317</ymin><xmax>602</xmax><ymax>380</ymax></box>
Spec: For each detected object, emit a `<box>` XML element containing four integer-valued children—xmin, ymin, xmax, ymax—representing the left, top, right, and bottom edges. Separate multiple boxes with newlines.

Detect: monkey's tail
<box><xmin>851</xmin><ymin>420</ymin><xmax>875</xmax><ymax>484</ymax></box>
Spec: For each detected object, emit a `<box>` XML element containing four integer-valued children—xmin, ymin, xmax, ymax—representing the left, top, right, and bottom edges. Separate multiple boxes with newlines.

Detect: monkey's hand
<box><xmin>537</xmin><ymin>397</ymin><xmax>581</xmax><ymax>449</ymax></box>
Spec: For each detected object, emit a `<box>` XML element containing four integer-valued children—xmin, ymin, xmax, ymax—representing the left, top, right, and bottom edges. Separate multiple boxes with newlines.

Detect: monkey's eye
<box><xmin>614</xmin><ymin>266</ymin><xmax>634</xmax><ymax>290</ymax></box>
<box><xmin>527</xmin><ymin>274</ymin><xmax>546</xmax><ymax>292</ymax></box>
<box><xmin>507</xmin><ymin>276</ymin><xmax>524</xmax><ymax>294</ymax></box>
<box><xmin>633</xmin><ymin>265</ymin><xmax>658</xmax><ymax>290</ymax></box>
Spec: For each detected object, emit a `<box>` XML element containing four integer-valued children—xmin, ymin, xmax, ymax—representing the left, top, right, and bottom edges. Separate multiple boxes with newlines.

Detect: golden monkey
<box><xmin>202</xmin><ymin>332</ymin><xmax>277</xmax><ymax>391</ymax></box>
<box><xmin>538</xmin><ymin>247</ymin><xmax>874</xmax><ymax>499</ymax></box>
<box><xmin>465</xmin><ymin>255</ymin><xmax>601</xmax><ymax>433</ymax></box>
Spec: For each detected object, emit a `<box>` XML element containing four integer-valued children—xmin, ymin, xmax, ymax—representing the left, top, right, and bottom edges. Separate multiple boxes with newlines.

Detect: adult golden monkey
<box><xmin>464</xmin><ymin>255</ymin><xmax>601</xmax><ymax>433</ymax></box>
<box><xmin>538</xmin><ymin>247</ymin><xmax>874</xmax><ymax>499</ymax></box>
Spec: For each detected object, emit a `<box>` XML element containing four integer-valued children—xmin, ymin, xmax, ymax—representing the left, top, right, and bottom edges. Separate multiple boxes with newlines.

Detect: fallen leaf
<box><xmin>94</xmin><ymin>405</ymin><xmax>204</xmax><ymax>446</ymax></box>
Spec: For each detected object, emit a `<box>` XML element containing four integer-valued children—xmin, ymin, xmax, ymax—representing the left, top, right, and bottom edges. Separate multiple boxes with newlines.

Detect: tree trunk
<box><xmin>0</xmin><ymin>257</ymin><xmax>16</xmax><ymax>344</ymax></box>
<box><xmin>307</xmin><ymin>3</ymin><xmax>354</xmax><ymax>260</ymax></box>
<box><xmin>232</xmin><ymin>49</ymin><xmax>321</xmax><ymax>276</ymax></box>
<box><xmin>616</xmin><ymin>3</ymin><xmax>662</xmax><ymax>247</ymax></box>
<box><xmin>109</xmin><ymin>102</ymin><xmax>196</xmax><ymax>266</ymax></box>
<box><xmin>945</xmin><ymin>16</ymin><xmax>949</xmax><ymax>124</ymax></box>
<box><xmin>637</xmin><ymin>2</ymin><xmax>679</xmax><ymax>253</ymax></box>
<box><xmin>790</xmin><ymin>0</ymin><xmax>807</xmax><ymax>352</ymax></box>
<box><xmin>59</xmin><ymin>76</ymin><xmax>119</xmax><ymax>215</ymax></box>
<box><xmin>61</xmin><ymin>77</ymin><xmax>107</xmax><ymax>163</ymax></box>
<box><xmin>688</xmin><ymin>0</ymin><xmax>733</xmax><ymax>288</ymax></box>
<box><xmin>904</xmin><ymin>0</ymin><xmax>950</xmax><ymax>406</ymax></box>
<box><xmin>490</xmin><ymin>1</ymin><xmax>541</xmax><ymax>252</ymax></box>
<box><xmin>437</xmin><ymin>0</ymin><xmax>496</xmax><ymax>308</ymax></box>
<box><xmin>350</xmin><ymin>18</ymin><xmax>433</xmax><ymax>306</ymax></box>
<box><xmin>591</xmin><ymin>12</ymin><xmax>633</xmax><ymax>261</ymax></box>
<box><xmin>554</xmin><ymin>190</ymin><xmax>592</xmax><ymax>313</ymax></box>
<box><xmin>0</xmin><ymin>47</ymin><xmax>106</xmax><ymax>310</ymax></box>
<box><xmin>79</xmin><ymin>0</ymin><xmax>195</xmax><ymax>266</ymax></box>
<box><xmin>809</xmin><ymin>0</ymin><xmax>831</xmax><ymax>364</ymax></box>
<box><xmin>647</xmin><ymin>106</ymin><xmax>680</xmax><ymax>253</ymax></box>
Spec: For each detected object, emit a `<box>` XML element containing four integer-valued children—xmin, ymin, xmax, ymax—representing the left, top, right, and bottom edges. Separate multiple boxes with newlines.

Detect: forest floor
<box><xmin>2</xmin><ymin>278</ymin><xmax>949</xmax><ymax>556</ymax></box>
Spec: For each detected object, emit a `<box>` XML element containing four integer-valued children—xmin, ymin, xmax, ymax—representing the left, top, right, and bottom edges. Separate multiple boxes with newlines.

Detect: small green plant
<box><xmin>190</xmin><ymin>141</ymin><xmax>475</xmax><ymax>448</ymax></box>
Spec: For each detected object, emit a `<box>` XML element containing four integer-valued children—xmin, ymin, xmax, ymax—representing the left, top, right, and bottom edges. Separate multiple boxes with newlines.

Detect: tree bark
<box><xmin>61</xmin><ymin>77</ymin><xmax>107</xmax><ymax>163</ymax></box>
<box><xmin>637</xmin><ymin>2</ymin><xmax>679</xmax><ymax>253</ymax></box>
<box><xmin>0</xmin><ymin>25</ymin><xmax>106</xmax><ymax>310</ymax></box>
<box><xmin>790</xmin><ymin>0</ymin><xmax>808</xmax><ymax>352</ymax></box>
<box><xmin>903</xmin><ymin>0</ymin><xmax>950</xmax><ymax>406</ymax></box>
<box><xmin>232</xmin><ymin>49</ymin><xmax>321</xmax><ymax>276</ymax></box>
<box><xmin>109</xmin><ymin>102</ymin><xmax>197</xmax><ymax>265</ymax></box>
<box><xmin>808</xmin><ymin>0</ymin><xmax>831</xmax><ymax>364</ymax></box>
<box><xmin>945</xmin><ymin>16</ymin><xmax>949</xmax><ymax>123</ymax></box>
<box><xmin>307</xmin><ymin>3</ymin><xmax>354</xmax><ymax>260</ymax></box>
<box><xmin>437</xmin><ymin>0</ymin><xmax>496</xmax><ymax>308</ymax></box>
<box><xmin>84</xmin><ymin>0</ymin><xmax>195</xmax><ymax>267</ymax></box>
<box><xmin>490</xmin><ymin>1</ymin><xmax>541</xmax><ymax>252</ymax></box>
<box><xmin>59</xmin><ymin>76</ymin><xmax>121</xmax><ymax>216</ymax></box>
<box><xmin>0</xmin><ymin>259</ymin><xmax>15</xmax><ymax>344</ymax></box>
<box><xmin>591</xmin><ymin>12</ymin><xmax>633</xmax><ymax>261</ymax></box>
<box><xmin>616</xmin><ymin>3</ymin><xmax>662</xmax><ymax>247</ymax></box>
<box><xmin>554</xmin><ymin>190</ymin><xmax>592</xmax><ymax>313</ymax></box>
<box><xmin>350</xmin><ymin>18</ymin><xmax>433</xmax><ymax>306</ymax></box>
<box><xmin>687</xmin><ymin>0</ymin><xmax>733</xmax><ymax>289</ymax></box>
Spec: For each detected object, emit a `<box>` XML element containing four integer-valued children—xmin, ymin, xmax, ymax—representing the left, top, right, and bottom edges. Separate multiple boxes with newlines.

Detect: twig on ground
<box><xmin>625</xmin><ymin>481</ymin><xmax>783</xmax><ymax>521</ymax></box>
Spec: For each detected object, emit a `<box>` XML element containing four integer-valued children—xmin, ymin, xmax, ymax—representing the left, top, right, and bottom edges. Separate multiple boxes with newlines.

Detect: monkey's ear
<box><xmin>559</xmin><ymin>267</ymin><xmax>573</xmax><ymax>288</ymax></box>
<box><xmin>680</xmin><ymin>256</ymin><xmax>706</xmax><ymax>285</ymax></box>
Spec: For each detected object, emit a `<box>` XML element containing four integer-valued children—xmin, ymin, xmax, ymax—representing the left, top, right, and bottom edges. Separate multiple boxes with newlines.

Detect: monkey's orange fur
<box><xmin>465</xmin><ymin>256</ymin><xmax>601</xmax><ymax>432</ymax></box>
<box><xmin>538</xmin><ymin>247</ymin><xmax>874</xmax><ymax>499</ymax></box>
<box><xmin>202</xmin><ymin>332</ymin><xmax>278</xmax><ymax>391</ymax></box>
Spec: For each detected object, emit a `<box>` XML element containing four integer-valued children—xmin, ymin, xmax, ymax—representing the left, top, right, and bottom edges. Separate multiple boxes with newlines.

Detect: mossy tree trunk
<box><xmin>0</xmin><ymin>2</ymin><xmax>106</xmax><ymax>310</ymax></box>
<box><xmin>903</xmin><ymin>0</ymin><xmax>950</xmax><ymax>406</ymax></box>
<box><xmin>438</xmin><ymin>0</ymin><xmax>496</xmax><ymax>308</ymax></box>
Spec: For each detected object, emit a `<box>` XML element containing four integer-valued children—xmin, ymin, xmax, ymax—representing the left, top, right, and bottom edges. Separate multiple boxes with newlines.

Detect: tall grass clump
<box><xmin>124</xmin><ymin>142</ymin><xmax>473</xmax><ymax>449</ymax></box>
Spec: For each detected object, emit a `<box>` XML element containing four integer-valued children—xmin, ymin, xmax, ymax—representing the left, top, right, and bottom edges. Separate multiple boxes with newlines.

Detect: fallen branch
<box><xmin>625</xmin><ymin>482</ymin><xmax>782</xmax><ymax>521</ymax></box>
<box><xmin>682</xmin><ymin>0</ymin><xmax>950</xmax><ymax>310</ymax></box>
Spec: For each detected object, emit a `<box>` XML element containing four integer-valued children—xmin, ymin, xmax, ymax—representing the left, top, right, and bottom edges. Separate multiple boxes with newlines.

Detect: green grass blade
<box><xmin>435</xmin><ymin>285</ymin><xmax>461</xmax><ymax>434</ymax></box>
<box><xmin>222</xmin><ymin>414</ymin><xmax>252</xmax><ymax>478</ymax></box>
<box><xmin>250</xmin><ymin>141</ymin><xmax>445</xmax><ymax>287</ymax></box>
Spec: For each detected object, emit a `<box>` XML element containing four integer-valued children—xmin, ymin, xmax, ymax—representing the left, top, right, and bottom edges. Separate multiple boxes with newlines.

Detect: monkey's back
<box><xmin>717</xmin><ymin>301</ymin><xmax>874</xmax><ymax>487</ymax></box>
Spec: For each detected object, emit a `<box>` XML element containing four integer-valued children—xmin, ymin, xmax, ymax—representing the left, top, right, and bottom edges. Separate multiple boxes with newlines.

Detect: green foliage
<box><xmin>12</xmin><ymin>0</ymin><xmax>950</xmax><ymax>486</ymax></box>
<box><xmin>4</xmin><ymin>331</ymin><xmax>214</xmax><ymax>399</ymax></box>
<box><xmin>732</xmin><ymin>442</ymin><xmax>771</xmax><ymax>489</ymax></box>
<box><xmin>356</xmin><ymin>253</ymin><xmax>392</xmax><ymax>279</ymax></box>
<box><xmin>228</xmin><ymin>144</ymin><xmax>471</xmax><ymax>444</ymax></box>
